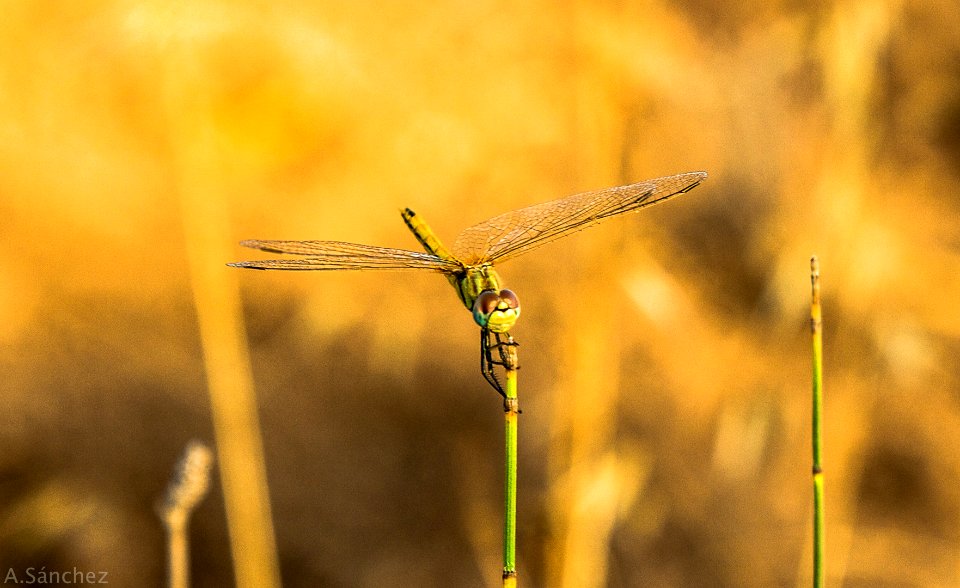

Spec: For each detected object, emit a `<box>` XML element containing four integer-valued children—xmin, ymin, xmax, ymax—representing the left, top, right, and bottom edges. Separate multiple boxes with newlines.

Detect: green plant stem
<box><xmin>810</xmin><ymin>256</ymin><xmax>824</xmax><ymax>588</ymax></box>
<box><xmin>502</xmin><ymin>347</ymin><xmax>519</xmax><ymax>587</ymax></box>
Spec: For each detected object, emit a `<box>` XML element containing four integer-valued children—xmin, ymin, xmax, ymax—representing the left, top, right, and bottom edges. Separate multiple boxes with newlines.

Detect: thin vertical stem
<box><xmin>810</xmin><ymin>257</ymin><xmax>824</xmax><ymax>588</ymax></box>
<box><xmin>163</xmin><ymin>33</ymin><xmax>283</xmax><ymax>585</ymax></box>
<box><xmin>502</xmin><ymin>340</ymin><xmax>520</xmax><ymax>587</ymax></box>
<box><xmin>166</xmin><ymin>519</ymin><xmax>188</xmax><ymax>588</ymax></box>
<box><xmin>159</xmin><ymin>441</ymin><xmax>215</xmax><ymax>588</ymax></box>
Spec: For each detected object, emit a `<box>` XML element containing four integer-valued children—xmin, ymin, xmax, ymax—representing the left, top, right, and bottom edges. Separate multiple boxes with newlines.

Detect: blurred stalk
<box><xmin>158</xmin><ymin>441</ymin><xmax>214</xmax><ymax>588</ymax></box>
<box><xmin>546</xmin><ymin>1</ymin><xmax>632</xmax><ymax>584</ymax></box>
<box><xmin>163</xmin><ymin>24</ymin><xmax>282</xmax><ymax>588</ymax></box>
<box><xmin>548</xmin><ymin>270</ymin><xmax>625</xmax><ymax>588</ymax></box>
<box><xmin>502</xmin><ymin>344</ymin><xmax>520</xmax><ymax>587</ymax></box>
<box><xmin>810</xmin><ymin>257</ymin><xmax>824</xmax><ymax>588</ymax></box>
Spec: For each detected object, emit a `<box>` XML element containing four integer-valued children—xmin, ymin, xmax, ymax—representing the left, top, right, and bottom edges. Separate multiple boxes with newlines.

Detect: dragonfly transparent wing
<box><xmin>451</xmin><ymin>171</ymin><xmax>707</xmax><ymax>265</ymax></box>
<box><xmin>229</xmin><ymin>240</ymin><xmax>465</xmax><ymax>273</ymax></box>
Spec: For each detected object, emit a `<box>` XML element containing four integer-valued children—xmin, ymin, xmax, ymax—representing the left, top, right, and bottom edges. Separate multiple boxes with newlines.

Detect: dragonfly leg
<box><xmin>481</xmin><ymin>329</ymin><xmax>506</xmax><ymax>397</ymax></box>
<box><xmin>480</xmin><ymin>329</ymin><xmax>520</xmax><ymax>398</ymax></box>
<box><xmin>493</xmin><ymin>332</ymin><xmax>519</xmax><ymax>371</ymax></box>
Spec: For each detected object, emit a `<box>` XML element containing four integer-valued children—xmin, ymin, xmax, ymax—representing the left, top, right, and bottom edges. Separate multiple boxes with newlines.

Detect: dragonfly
<box><xmin>230</xmin><ymin>171</ymin><xmax>707</xmax><ymax>394</ymax></box>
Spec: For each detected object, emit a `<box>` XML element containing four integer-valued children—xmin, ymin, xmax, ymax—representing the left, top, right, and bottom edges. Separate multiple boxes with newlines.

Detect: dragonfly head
<box><xmin>473</xmin><ymin>289</ymin><xmax>520</xmax><ymax>333</ymax></box>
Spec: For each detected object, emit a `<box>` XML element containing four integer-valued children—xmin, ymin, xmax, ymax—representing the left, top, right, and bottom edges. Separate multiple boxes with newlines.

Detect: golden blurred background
<box><xmin>2</xmin><ymin>0</ymin><xmax>960</xmax><ymax>586</ymax></box>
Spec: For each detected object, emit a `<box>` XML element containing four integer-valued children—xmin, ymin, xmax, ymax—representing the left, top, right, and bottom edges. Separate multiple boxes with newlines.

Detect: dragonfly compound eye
<box><xmin>473</xmin><ymin>289</ymin><xmax>521</xmax><ymax>333</ymax></box>
<box><xmin>476</xmin><ymin>290</ymin><xmax>501</xmax><ymax>316</ymax></box>
<box><xmin>498</xmin><ymin>289</ymin><xmax>519</xmax><ymax>309</ymax></box>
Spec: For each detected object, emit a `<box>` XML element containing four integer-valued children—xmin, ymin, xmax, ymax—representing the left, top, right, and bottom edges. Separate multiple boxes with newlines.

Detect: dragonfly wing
<box><xmin>451</xmin><ymin>171</ymin><xmax>707</xmax><ymax>265</ymax></box>
<box><xmin>229</xmin><ymin>240</ymin><xmax>464</xmax><ymax>272</ymax></box>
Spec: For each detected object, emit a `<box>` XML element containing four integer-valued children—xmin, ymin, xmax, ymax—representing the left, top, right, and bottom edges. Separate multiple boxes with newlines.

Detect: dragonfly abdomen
<box><xmin>400</xmin><ymin>208</ymin><xmax>458</xmax><ymax>263</ymax></box>
<box><xmin>400</xmin><ymin>207</ymin><xmax>475</xmax><ymax>309</ymax></box>
<box><xmin>399</xmin><ymin>208</ymin><xmax>517</xmax><ymax>330</ymax></box>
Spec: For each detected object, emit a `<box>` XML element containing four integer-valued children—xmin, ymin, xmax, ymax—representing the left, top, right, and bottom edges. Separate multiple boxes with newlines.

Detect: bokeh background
<box><xmin>2</xmin><ymin>0</ymin><xmax>960</xmax><ymax>586</ymax></box>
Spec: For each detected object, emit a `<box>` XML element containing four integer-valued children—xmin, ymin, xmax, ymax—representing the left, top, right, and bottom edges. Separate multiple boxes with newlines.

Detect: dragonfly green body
<box><xmin>401</xmin><ymin>208</ymin><xmax>520</xmax><ymax>333</ymax></box>
<box><xmin>229</xmin><ymin>171</ymin><xmax>707</xmax><ymax>388</ymax></box>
